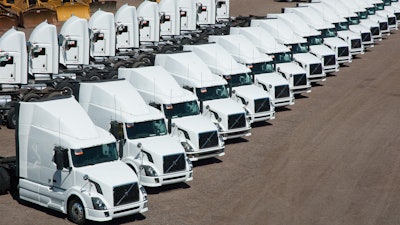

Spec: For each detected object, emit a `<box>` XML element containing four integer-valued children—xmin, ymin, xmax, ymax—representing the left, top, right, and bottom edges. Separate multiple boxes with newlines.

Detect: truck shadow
<box><xmin>87</xmin><ymin>214</ymin><xmax>146</xmax><ymax>225</ymax></box>
<box><xmin>145</xmin><ymin>182</ymin><xmax>191</xmax><ymax>195</ymax></box>
<box><xmin>294</xmin><ymin>94</ymin><xmax>309</xmax><ymax>99</ymax></box>
<box><xmin>193</xmin><ymin>157</ymin><xmax>223</xmax><ymax>167</ymax></box>
<box><xmin>225</xmin><ymin>137</ymin><xmax>248</xmax><ymax>145</ymax></box>
<box><xmin>251</xmin><ymin>121</ymin><xmax>272</xmax><ymax>128</ymax></box>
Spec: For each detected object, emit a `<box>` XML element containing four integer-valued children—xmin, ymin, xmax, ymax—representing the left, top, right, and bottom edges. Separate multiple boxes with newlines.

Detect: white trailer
<box><xmin>78</xmin><ymin>79</ymin><xmax>193</xmax><ymax>187</ymax></box>
<box><xmin>265</xmin><ymin>13</ymin><xmax>339</xmax><ymax>73</ymax></box>
<box><xmin>154</xmin><ymin>52</ymin><xmax>252</xmax><ymax>140</ymax></box>
<box><xmin>184</xmin><ymin>43</ymin><xmax>276</xmax><ymax>123</ymax></box>
<box><xmin>210</xmin><ymin>34</ymin><xmax>311</xmax><ymax>95</ymax></box>
<box><xmin>283</xmin><ymin>7</ymin><xmax>352</xmax><ymax>64</ymax></box>
<box><xmin>17</xmin><ymin>96</ymin><xmax>148</xmax><ymax>224</ymax></box>
<box><xmin>119</xmin><ymin>66</ymin><xmax>225</xmax><ymax>159</ymax></box>
<box><xmin>251</xmin><ymin>18</ymin><xmax>326</xmax><ymax>83</ymax></box>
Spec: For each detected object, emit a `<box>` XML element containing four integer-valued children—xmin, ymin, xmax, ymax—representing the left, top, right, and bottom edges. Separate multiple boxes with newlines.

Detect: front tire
<box><xmin>68</xmin><ymin>197</ymin><xmax>86</xmax><ymax>225</ymax></box>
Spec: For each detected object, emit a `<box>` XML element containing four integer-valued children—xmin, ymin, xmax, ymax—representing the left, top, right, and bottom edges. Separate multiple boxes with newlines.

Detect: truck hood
<box><xmin>309</xmin><ymin>44</ymin><xmax>336</xmax><ymax>56</ymax></box>
<box><xmin>338</xmin><ymin>30</ymin><xmax>362</xmax><ymax>40</ymax></box>
<box><xmin>134</xmin><ymin>135</ymin><xmax>185</xmax><ymax>156</ymax></box>
<box><xmin>360</xmin><ymin>19</ymin><xmax>379</xmax><ymax>27</ymax></box>
<box><xmin>204</xmin><ymin>98</ymin><xmax>245</xmax><ymax>115</ymax></box>
<box><xmin>349</xmin><ymin>24</ymin><xmax>371</xmax><ymax>33</ymax></box>
<box><xmin>293</xmin><ymin>53</ymin><xmax>321</xmax><ymax>64</ymax></box>
<box><xmin>276</xmin><ymin>62</ymin><xmax>306</xmax><ymax>75</ymax></box>
<box><xmin>255</xmin><ymin>72</ymin><xmax>289</xmax><ymax>86</ymax></box>
<box><xmin>233</xmin><ymin>85</ymin><xmax>269</xmax><ymax>100</ymax></box>
<box><xmin>323</xmin><ymin>37</ymin><xmax>348</xmax><ymax>47</ymax></box>
<box><xmin>173</xmin><ymin>115</ymin><xmax>218</xmax><ymax>133</ymax></box>
<box><xmin>76</xmin><ymin>160</ymin><xmax>138</xmax><ymax>187</ymax></box>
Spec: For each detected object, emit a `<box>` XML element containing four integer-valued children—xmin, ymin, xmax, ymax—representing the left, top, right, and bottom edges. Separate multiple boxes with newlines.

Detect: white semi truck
<box><xmin>250</xmin><ymin>18</ymin><xmax>326</xmax><ymax>83</ymax></box>
<box><xmin>266</xmin><ymin>13</ymin><xmax>339</xmax><ymax>74</ymax></box>
<box><xmin>298</xmin><ymin>2</ymin><xmax>365</xmax><ymax>56</ymax></box>
<box><xmin>154</xmin><ymin>52</ymin><xmax>252</xmax><ymax>140</ymax></box>
<box><xmin>16</xmin><ymin>96</ymin><xmax>148</xmax><ymax>224</ymax></box>
<box><xmin>184</xmin><ymin>43</ymin><xmax>276</xmax><ymax>123</ymax></box>
<box><xmin>210</xmin><ymin>34</ymin><xmax>311</xmax><ymax>95</ymax></box>
<box><xmin>283</xmin><ymin>6</ymin><xmax>352</xmax><ymax>64</ymax></box>
<box><xmin>119</xmin><ymin>66</ymin><xmax>226</xmax><ymax>159</ymax></box>
<box><xmin>78</xmin><ymin>79</ymin><xmax>193</xmax><ymax>187</ymax></box>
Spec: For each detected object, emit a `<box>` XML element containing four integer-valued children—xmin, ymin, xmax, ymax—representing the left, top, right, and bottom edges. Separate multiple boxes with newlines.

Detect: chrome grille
<box><xmin>309</xmin><ymin>63</ymin><xmax>323</xmax><ymax>75</ymax></box>
<box><xmin>338</xmin><ymin>46</ymin><xmax>349</xmax><ymax>57</ymax></box>
<box><xmin>395</xmin><ymin>12</ymin><xmax>400</xmax><ymax>21</ymax></box>
<box><xmin>275</xmin><ymin>85</ymin><xmax>290</xmax><ymax>99</ymax></box>
<box><xmin>254</xmin><ymin>98</ymin><xmax>270</xmax><ymax>113</ymax></box>
<box><xmin>293</xmin><ymin>74</ymin><xmax>307</xmax><ymax>86</ymax></box>
<box><xmin>163</xmin><ymin>153</ymin><xmax>186</xmax><ymax>174</ymax></box>
<box><xmin>228</xmin><ymin>113</ymin><xmax>246</xmax><ymax>129</ymax></box>
<box><xmin>199</xmin><ymin>131</ymin><xmax>219</xmax><ymax>149</ymax></box>
<box><xmin>324</xmin><ymin>55</ymin><xmax>336</xmax><ymax>66</ymax></box>
<box><xmin>113</xmin><ymin>183</ymin><xmax>139</xmax><ymax>207</ymax></box>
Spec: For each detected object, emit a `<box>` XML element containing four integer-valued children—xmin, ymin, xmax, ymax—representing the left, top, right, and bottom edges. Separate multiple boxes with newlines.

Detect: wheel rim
<box><xmin>71</xmin><ymin>202</ymin><xmax>84</xmax><ymax>222</ymax></box>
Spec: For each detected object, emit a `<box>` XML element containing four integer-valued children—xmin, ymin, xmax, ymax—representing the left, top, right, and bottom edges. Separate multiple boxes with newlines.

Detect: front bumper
<box><xmin>219</xmin><ymin>126</ymin><xmax>251</xmax><ymax>140</ymax></box>
<box><xmin>187</xmin><ymin>146</ymin><xmax>225</xmax><ymax>161</ymax></box>
<box><xmin>139</xmin><ymin>170</ymin><xmax>193</xmax><ymax>187</ymax></box>
<box><xmin>86</xmin><ymin>200</ymin><xmax>148</xmax><ymax>222</ymax></box>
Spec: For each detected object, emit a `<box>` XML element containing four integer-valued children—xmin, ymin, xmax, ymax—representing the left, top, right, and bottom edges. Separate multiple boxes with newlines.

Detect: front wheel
<box><xmin>68</xmin><ymin>198</ymin><xmax>86</xmax><ymax>225</ymax></box>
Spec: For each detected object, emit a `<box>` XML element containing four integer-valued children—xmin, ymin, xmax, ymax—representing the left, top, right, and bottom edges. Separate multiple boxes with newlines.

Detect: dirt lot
<box><xmin>2</xmin><ymin>0</ymin><xmax>400</xmax><ymax>225</ymax></box>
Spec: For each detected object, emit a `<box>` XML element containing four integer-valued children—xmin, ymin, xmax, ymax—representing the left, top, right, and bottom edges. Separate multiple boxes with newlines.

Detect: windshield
<box><xmin>335</xmin><ymin>22</ymin><xmax>349</xmax><ymax>31</ymax></box>
<box><xmin>126</xmin><ymin>119</ymin><xmax>167</xmax><ymax>139</ymax></box>
<box><xmin>384</xmin><ymin>0</ymin><xmax>391</xmax><ymax>6</ymax></box>
<box><xmin>196</xmin><ymin>85</ymin><xmax>229</xmax><ymax>101</ymax></box>
<box><xmin>307</xmin><ymin>35</ymin><xmax>323</xmax><ymax>46</ymax></box>
<box><xmin>367</xmin><ymin>7</ymin><xmax>376</xmax><ymax>15</ymax></box>
<box><xmin>273</xmin><ymin>52</ymin><xmax>292</xmax><ymax>64</ymax></box>
<box><xmin>347</xmin><ymin>16</ymin><xmax>360</xmax><ymax>25</ymax></box>
<box><xmin>163</xmin><ymin>100</ymin><xmax>200</xmax><ymax>119</ymax></box>
<box><xmin>358</xmin><ymin>11</ymin><xmax>369</xmax><ymax>19</ymax></box>
<box><xmin>290</xmin><ymin>43</ymin><xmax>309</xmax><ymax>54</ymax></box>
<box><xmin>320</xmin><ymin>28</ymin><xmax>337</xmax><ymax>38</ymax></box>
<box><xmin>375</xmin><ymin>3</ymin><xmax>385</xmax><ymax>10</ymax></box>
<box><xmin>251</xmin><ymin>62</ymin><xmax>275</xmax><ymax>74</ymax></box>
<box><xmin>71</xmin><ymin>143</ymin><xmax>118</xmax><ymax>167</ymax></box>
<box><xmin>225</xmin><ymin>73</ymin><xmax>253</xmax><ymax>87</ymax></box>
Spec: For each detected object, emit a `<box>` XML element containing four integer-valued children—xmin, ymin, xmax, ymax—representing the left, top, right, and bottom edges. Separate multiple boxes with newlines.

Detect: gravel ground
<box><xmin>1</xmin><ymin>1</ymin><xmax>400</xmax><ymax>225</ymax></box>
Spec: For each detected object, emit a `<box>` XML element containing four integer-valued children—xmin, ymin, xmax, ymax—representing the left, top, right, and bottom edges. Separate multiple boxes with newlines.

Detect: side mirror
<box><xmin>54</xmin><ymin>146</ymin><xmax>69</xmax><ymax>170</ymax></box>
<box><xmin>110</xmin><ymin>121</ymin><xmax>124</xmax><ymax>140</ymax></box>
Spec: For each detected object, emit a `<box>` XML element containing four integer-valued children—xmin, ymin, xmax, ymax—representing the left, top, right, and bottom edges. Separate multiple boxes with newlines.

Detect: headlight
<box><xmin>186</xmin><ymin>158</ymin><xmax>193</xmax><ymax>171</ymax></box>
<box><xmin>140</xmin><ymin>186</ymin><xmax>148</xmax><ymax>201</ymax></box>
<box><xmin>141</xmin><ymin>165</ymin><xmax>158</xmax><ymax>177</ymax></box>
<box><xmin>92</xmin><ymin>197</ymin><xmax>107</xmax><ymax>210</ymax></box>
<box><xmin>181</xmin><ymin>141</ymin><xmax>194</xmax><ymax>152</ymax></box>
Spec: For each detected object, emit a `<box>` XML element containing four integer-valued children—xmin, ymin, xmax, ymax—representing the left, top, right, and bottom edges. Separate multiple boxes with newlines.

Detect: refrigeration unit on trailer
<box><xmin>283</xmin><ymin>7</ymin><xmax>352</xmax><ymax>64</ymax></box>
<box><xmin>210</xmin><ymin>34</ymin><xmax>310</xmax><ymax>95</ymax></box>
<box><xmin>17</xmin><ymin>96</ymin><xmax>148</xmax><ymax>224</ymax></box>
<box><xmin>184</xmin><ymin>43</ymin><xmax>275</xmax><ymax>123</ymax></box>
<box><xmin>250</xmin><ymin>18</ymin><xmax>326</xmax><ymax>83</ymax></box>
<box><xmin>78</xmin><ymin>79</ymin><xmax>193</xmax><ymax>187</ymax></box>
<box><xmin>119</xmin><ymin>66</ymin><xmax>225</xmax><ymax>160</ymax></box>
<box><xmin>154</xmin><ymin>52</ymin><xmax>252</xmax><ymax>140</ymax></box>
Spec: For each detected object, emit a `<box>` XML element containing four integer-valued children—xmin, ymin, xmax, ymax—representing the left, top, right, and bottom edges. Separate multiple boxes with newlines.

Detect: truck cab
<box><xmin>251</xmin><ymin>18</ymin><xmax>326</xmax><ymax>83</ymax></box>
<box><xmin>119</xmin><ymin>66</ymin><xmax>225</xmax><ymax>160</ymax></box>
<box><xmin>283</xmin><ymin>7</ymin><xmax>352</xmax><ymax>64</ymax></box>
<box><xmin>78</xmin><ymin>79</ymin><xmax>193</xmax><ymax>187</ymax></box>
<box><xmin>115</xmin><ymin>4</ymin><xmax>140</xmax><ymax>51</ymax></box>
<box><xmin>154</xmin><ymin>53</ymin><xmax>252</xmax><ymax>140</ymax></box>
<box><xmin>17</xmin><ymin>96</ymin><xmax>148</xmax><ymax>224</ymax></box>
<box><xmin>364</xmin><ymin>0</ymin><xmax>398</xmax><ymax>28</ymax></box>
<box><xmin>210</xmin><ymin>33</ymin><xmax>310</xmax><ymax>95</ymax></box>
<box><xmin>298</xmin><ymin>3</ymin><xmax>365</xmax><ymax>56</ymax></box>
<box><xmin>318</xmin><ymin>0</ymin><xmax>376</xmax><ymax>47</ymax></box>
<box><xmin>137</xmin><ymin>1</ymin><xmax>160</xmax><ymax>44</ymax></box>
<box><xmin>266</xmin><ymin>13</ymin><xmax>339</xmax><ymax>74</ymax></box>
<box><xmin>184</xmin><ymin>43</ymin><xmax>275</xmax><ymax>123</ymax></box>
